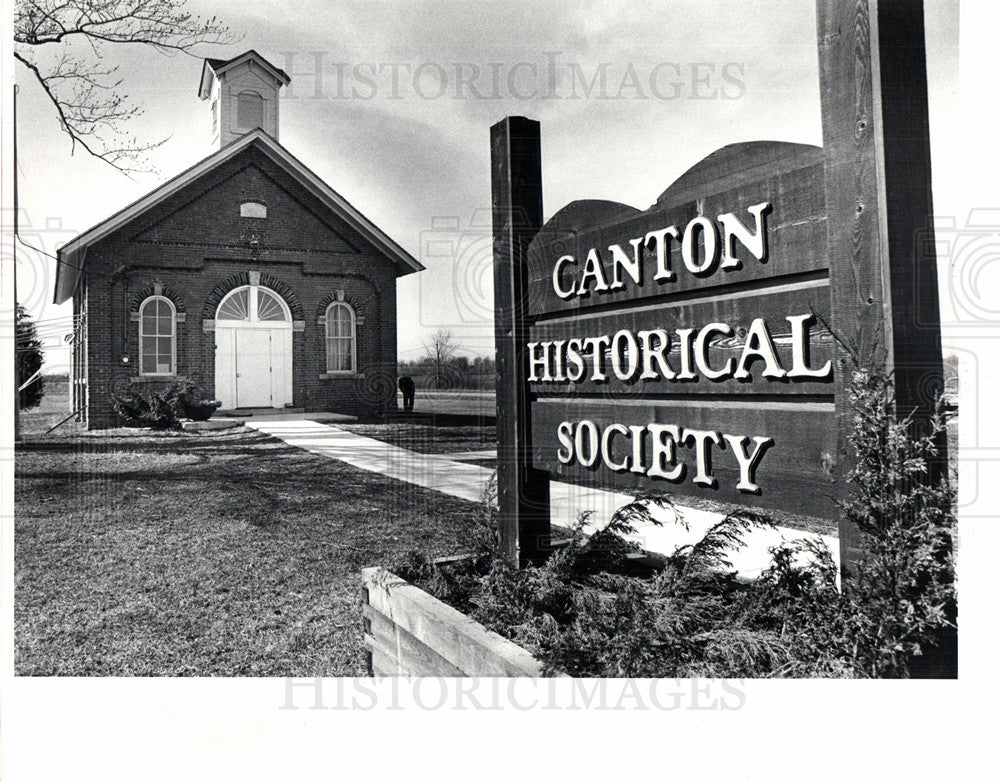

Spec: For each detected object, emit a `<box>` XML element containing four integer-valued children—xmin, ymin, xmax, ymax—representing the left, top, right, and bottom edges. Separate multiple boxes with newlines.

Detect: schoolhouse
<box><xmin>54</xmin><ymin>50</ymin><xmax>423</xmax><ymax>428</ymax></box>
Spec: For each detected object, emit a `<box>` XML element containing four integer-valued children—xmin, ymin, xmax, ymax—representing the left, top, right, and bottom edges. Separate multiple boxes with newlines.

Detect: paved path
<box><xmin>439</xmin><ymin>449</ymin><xmax>498</xmax><ymax>462</ymax></box>
<box><xmin>246</xmin><ymin>419</ymin><xmax>838</xmax><ymax>579</ymax></box>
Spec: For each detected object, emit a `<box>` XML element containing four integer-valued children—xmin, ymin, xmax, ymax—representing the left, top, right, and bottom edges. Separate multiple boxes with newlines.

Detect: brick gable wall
<box><xmin>79</xmin><ymin>144</ymin><xmax>404</xmax><ymax>427</ymax></box>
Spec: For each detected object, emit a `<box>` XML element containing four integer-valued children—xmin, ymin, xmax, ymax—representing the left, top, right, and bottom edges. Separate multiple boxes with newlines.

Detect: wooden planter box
<box><xmin>361</xmin><ymin>567</ymin><xmax>545</xmax><ymax>677</ymax></box>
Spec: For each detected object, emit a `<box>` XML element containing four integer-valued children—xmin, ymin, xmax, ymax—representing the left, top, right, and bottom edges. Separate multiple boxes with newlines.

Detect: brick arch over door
<box><xmin>202</xmin><ymin>271</ymin><xmax>304</xmax><ymax>321</ymax></box>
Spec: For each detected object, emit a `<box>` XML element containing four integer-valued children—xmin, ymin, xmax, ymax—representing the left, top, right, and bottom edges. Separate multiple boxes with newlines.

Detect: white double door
<box><xmin>215</xmin><ymin>325</ymin><xmax>292</xmax><ymax>409</ymax></box>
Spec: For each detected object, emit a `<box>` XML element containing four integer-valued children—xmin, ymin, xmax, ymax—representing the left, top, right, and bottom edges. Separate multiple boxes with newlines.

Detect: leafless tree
<box><xmin>422</xmin><ymin>329</ymin><xmax>461</xmax><ymax>390</ymax></box>
<box><xmin>14</xmin><ymin>0</ymin><xmax>234</xmax><ymax>173</ymax></box>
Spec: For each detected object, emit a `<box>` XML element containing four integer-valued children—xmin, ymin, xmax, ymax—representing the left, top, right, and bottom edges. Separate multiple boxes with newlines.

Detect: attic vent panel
<box><xmin>240</xmin><ymin>201</ymin><xmax>267</xmax><ymax>218</ymax></box>
<box><xmin>237</xmin><ymin>90</ymin><xmax>264</xmax><ymax>130</ymax></box>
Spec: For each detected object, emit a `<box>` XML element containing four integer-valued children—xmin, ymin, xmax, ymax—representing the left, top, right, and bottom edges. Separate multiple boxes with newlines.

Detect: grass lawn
<box><xmin>14</xmin><ymin>424</ymin><xmax>478</xmax><ymax>676</ymax></box>
<box><xmin>17</xmin><ymin>375</ymin><xmax>79</xmax><ymax>437</ymax></box>
<box><xmin>340</xmin><ymin>413</ymin><xmax>496</xmax><ymax>455</ymax></box>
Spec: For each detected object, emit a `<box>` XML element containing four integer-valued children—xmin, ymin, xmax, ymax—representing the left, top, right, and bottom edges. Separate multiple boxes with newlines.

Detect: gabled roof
<box><xmin>54</xmin><ymin>130</ymin><xmax>424</xmax><ymax>303</ymax></box>
<box><xmin>198</xmin><ymin>50</ymin><xmax>291</xmax><ymax>99</ymax></box>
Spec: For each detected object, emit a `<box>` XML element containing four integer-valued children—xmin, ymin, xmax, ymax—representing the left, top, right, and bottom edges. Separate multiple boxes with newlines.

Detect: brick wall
<box><xmin>80</xmin><ymin>143</ymin><xmax>405</xmax><ymax>428</ymax></box>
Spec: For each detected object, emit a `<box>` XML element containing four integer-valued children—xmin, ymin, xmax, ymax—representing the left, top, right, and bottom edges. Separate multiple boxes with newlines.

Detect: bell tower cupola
<box><xmin>198</xmin><ymin>50</ymin><xmax>291</xmax><ymax>148</ymax></box>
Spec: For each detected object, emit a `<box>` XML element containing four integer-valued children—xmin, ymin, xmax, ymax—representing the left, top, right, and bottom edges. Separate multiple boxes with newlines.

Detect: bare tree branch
<box><xmin>14</xmin><ymin>0</ymin><xmax>235</xmax><ymax>173</ymax></box>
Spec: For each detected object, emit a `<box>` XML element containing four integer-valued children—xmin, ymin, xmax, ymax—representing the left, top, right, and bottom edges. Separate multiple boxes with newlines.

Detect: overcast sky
<box><xmin>14</xmin><ymin>0</ymin><xmax>961</xmax><ymax>370</ymax></box>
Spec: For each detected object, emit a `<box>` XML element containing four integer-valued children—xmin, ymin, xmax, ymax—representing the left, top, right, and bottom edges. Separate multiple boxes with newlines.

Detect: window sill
<box><xmin>320</xmin><ymin>372</ymin><xmax>363</xmax><ymax>380</ymax></box>
<box><xmin>132</xmin><ymin>375</ymin><xmax>177</xmax><ymax>383</ymax></box>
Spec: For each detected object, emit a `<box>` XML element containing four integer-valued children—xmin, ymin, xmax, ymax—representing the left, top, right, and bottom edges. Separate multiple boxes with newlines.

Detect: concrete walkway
<box><xmin>440</xmin><ymin>449</ymin><xmax>498</xmax><ymax>462</ymax></box>
<box><xmin>245</xmin><ymin>418</ymin><xmax>838</xmax><ymax>579</ymax></box>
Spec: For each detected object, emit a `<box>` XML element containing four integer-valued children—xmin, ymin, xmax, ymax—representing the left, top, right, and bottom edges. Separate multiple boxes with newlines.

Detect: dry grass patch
<box><xmin>15</xmin><ymin>426</ymin><xmax>475</xmax><ymax>676</ymax></box>
<box><xmin>340</xmin><ymin>414</ymin><xmax>496</xmax><ymax>456</ymax></box>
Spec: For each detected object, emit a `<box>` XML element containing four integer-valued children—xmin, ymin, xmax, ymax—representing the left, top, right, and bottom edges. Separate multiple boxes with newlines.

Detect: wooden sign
<box><xmin>525</xmin><ymin>141</ymin><xmax>835</xmax><ymax>518</ymax></box>
<box><xmin>492</xmin><ymin>0</ymin><xmax>946</xmax><ymax>575</ymax></box>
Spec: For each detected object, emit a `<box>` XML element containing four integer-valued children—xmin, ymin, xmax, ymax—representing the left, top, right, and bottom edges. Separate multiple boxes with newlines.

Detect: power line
<box><xmin>18</xmin><ymin>314</ymin><xmax>81</xmax><ymax>323</ymax></box>
<box><xmin>14</xmin><ymin>233</ymin><xmax>85</xmax><ymax>272</ymax></box>
<box><xmin>17</xmin><ymin>319</ymin><xmax>81</xmax><ymax>329</ymax></box>
<box><xmin>17</xmin><ymin>322</ymin><xmax>75</xmax><ymax>329</ymax></box>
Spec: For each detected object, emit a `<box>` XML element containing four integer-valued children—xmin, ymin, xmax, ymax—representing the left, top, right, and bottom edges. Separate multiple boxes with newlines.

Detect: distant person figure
<box><xmin>398</xmin><ymin>375</ymin><xmax>415</xmax><ymax>412</ymax></box>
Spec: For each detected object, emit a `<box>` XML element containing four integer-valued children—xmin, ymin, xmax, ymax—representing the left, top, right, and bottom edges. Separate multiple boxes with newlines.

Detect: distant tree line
<box><xmin>396</xmin><ymin>337</ymin><xmax>960</xmax><ymax>398</ymax></box>
<box><xmin>398</xmin><ymin>355</ymin><xmax>495</xmax><ymax>391</ymax></box>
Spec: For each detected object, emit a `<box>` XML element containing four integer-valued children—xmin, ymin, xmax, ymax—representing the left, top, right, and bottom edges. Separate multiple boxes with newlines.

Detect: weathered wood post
<box><xmin>816</xmin><ymin>0</ymin><xmax>948</xmax><ymax>574</ymax></box>
<box><xmin>491</xmin><ymin>116</ymin><xmax>551</xmax><ymax>567</ymax></box>
<box><xmin>817</xmin><ymin>0</ymin><xmax>954</xmax><ymax>676</ymax></box>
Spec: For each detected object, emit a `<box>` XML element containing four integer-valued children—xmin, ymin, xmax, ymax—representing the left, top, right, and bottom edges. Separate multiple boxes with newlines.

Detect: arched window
<box><xmin>139</xmin><ymin>296</ymin><xmax>176</xmax><ymax>376</ymax></box>
<box><xmin>216</xmin><ymin>285</ymin><xmax>290</xmax><ymax>323</ymax></box>
<box><xmin>217</xmin><ymin>287</ymin><xmax>250</xmax><ymax>321</ymax></box>
<box><xmin>236</xmin><ymin>90</ymin><xmax>264</xmax><ymax>130</ymax></box>
<box><xmin>325</xmin><ymin>302</ymin><xmax>356</xmax><ymax>373</ymax></box>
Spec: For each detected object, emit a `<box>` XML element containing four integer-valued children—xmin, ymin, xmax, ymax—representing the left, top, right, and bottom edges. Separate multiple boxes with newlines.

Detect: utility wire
<box><xmin>14</xmin><ymin>233</ymin><xmax>85</xmax><ymax>272</ymax></box>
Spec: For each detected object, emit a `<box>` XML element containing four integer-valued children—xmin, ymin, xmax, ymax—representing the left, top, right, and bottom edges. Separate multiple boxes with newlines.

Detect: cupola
<box><xmin>198</xmin><ymin>50</ymin><xmax>291</xmax><ymax>148</ymax></box>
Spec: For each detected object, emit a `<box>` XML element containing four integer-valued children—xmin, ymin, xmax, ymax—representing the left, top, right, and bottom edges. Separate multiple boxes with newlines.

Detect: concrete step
<box><xmin>217</xmin><ymin>407</ymin><xmax>304</xmax><ymax>417</ymax></box>
<box><xmin>181</xmin><ymin>419</ymin><xmax>242</xmax><ymax>431</ymax></box>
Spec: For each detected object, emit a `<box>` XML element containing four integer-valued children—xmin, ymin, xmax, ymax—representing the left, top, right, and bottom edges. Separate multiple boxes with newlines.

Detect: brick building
<box><xmin>54</xmin><ymin>51</ymin><xmax>423</xmax><ymax>428</ymax></box>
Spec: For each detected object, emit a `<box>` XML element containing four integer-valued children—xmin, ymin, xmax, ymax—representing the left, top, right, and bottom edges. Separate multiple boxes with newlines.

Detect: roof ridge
<box><xmin>53</xmin><ymin>132</ymin><xmax>423</xmax><ymax>304</ymax></box>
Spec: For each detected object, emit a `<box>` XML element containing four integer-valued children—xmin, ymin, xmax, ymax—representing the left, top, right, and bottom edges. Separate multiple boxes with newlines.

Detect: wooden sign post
<box><xmin>491</xmin><ymin>116</ymin><xmax>551</xmax><ymax>567</ymax></box>
<box><xmin>490</xmin><ymin>0</ymin><xmax>947</xmax><ymax>611</ymax></box>
<box><xmin>817</xmin><ymin>0</ymin><xmax>947</xmax><ymax>574</ymax></box>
